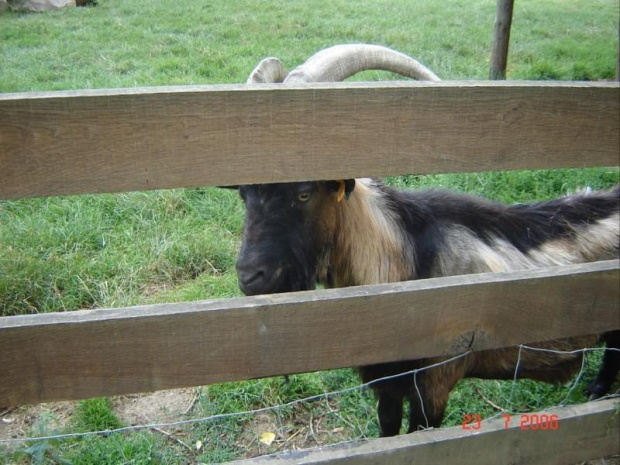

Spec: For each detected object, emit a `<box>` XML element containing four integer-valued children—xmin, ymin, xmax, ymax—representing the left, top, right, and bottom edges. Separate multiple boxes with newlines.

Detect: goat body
<box><xmin>238</xmin><ymin>44</ymin><xmax>619</xmax><ymax>437</ymax></box>
<box><xmin>235</xmin><ymin>178</ymin><xmax>620</xmax><ymax>436</ymax></box>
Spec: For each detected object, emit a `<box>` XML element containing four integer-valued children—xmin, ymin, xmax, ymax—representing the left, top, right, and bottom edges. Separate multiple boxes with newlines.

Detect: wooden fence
<box><xmin>1</xmin><ymin>81</ymin><xmax>619</xmax><ymax>463</ymax></box>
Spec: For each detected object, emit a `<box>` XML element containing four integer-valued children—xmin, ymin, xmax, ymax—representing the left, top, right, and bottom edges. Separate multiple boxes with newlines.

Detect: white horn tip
<box><xmin>247</xmin><ymin>57</ymin><xmax>288</xmax><ymax>84</ymax></box>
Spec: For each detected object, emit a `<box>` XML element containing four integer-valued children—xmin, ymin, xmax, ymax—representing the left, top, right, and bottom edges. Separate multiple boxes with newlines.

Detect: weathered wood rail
<box><xmin>1</xmin><ymin>260</ymin><xmax>617</xmax><ymax>406</ymax></box>
<box><xmin>1</xmin><ymin>82</ymin><xmax>618</xmax><ymax>199</ymax></box>
<box><xmin>0</xmin><ymin>81</ymin><xmax>618</xmax><ymax>463</ymax></box>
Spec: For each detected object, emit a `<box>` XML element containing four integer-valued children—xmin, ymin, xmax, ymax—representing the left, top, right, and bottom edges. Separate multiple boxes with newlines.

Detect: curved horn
<box><xmin>247</xmin><ymin>57</ymin><xmax>289</xmax><ymax>84</ymax></box>
<box><xmin>283</xmin><ymin>44</ymin><xmax>440</xmax><ymax>84</ymax></box>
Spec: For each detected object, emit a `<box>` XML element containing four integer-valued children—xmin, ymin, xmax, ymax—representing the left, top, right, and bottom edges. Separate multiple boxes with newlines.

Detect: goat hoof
<box><xmin>586</xmin><ymin>381</ymin><xmax>606</xmax><ymax>401</ymax></box>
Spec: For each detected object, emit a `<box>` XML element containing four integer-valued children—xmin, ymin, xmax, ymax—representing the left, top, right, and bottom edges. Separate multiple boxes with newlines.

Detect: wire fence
<box><xmin>1</xmin><ymin>345</ymin><xmax>618</xmax><ymax>453</ymax></box>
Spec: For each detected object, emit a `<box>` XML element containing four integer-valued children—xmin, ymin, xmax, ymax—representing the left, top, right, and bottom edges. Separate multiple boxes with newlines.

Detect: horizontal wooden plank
<box><xmin>0</xmin><ymin>261</ymin><xmax>617</xmax><ymax>406</ymax></box>
<box><xmin>1</xmin><ymin>81</ymin><xmax>618</xmax><ymax>199</ymax></box>
<box><xmin>232</xmin><ymin>398</ymin><xmax>620</xmax><ymax>465</ymax></box>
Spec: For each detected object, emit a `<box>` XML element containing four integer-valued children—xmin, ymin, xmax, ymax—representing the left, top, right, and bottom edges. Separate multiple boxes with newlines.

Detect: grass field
<box><xmin>1</xmin><ymin>0</ymin><xmax>619</xmax><ymax>463</ymax></box>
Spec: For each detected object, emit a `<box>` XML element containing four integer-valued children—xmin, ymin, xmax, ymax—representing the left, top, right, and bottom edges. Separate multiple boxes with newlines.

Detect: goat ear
<box><xmin>327</xmin><ymin>179</ymin><xmax>355</xmax><ymax>201</ymax></box>
<box><xmin>343</xmin><ymin>179</ymin><xmax>356</xmax><ymax>198</ymax></box>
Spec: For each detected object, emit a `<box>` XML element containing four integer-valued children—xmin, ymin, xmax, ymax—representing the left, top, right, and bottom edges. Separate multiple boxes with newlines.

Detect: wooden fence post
<box><xmin>490</xmin><ymin>0</ymin><xmax>515</xmax><ymax>80</ymax></box>
<box><xmin>616</xmin><ymin>30</ymin><xmax>620</xmax><ymax>81</ymax></box>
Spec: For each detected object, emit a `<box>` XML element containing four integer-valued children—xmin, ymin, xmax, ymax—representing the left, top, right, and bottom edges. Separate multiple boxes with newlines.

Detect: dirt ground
<box><xmin>2</xmin><ymin>391</ymin><xmax>618</xmax><ymax>463</ymax></box>
<box><xmin>2</xmin><ymin>388</ymin><xmax>360</xmax><ymax>465</ymax></box>
<box><xmin>0</xmin><ymin>387</ymin><xmax>349</xmax><ymax>459</ymax></box>
<box><xmin>0</xmin><ymin>387</ymin><xmax>197</xmax><ymax>442</ymax></box>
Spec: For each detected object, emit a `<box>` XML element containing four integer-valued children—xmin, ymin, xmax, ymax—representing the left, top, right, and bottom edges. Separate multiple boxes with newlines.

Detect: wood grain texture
<box><xmin>232</xmin><ymin>398</ymin><xmax>620</xmax><ymax>465</ymax></box>
<box><xmin>1</xmin><ymin>261</ymin><xmax>618</xmax><ymax>406</ymax></box>
<box><xmin>1</xmin><ymin>81</ymin><xmax>618</xmax><ymax>200</ymax></box>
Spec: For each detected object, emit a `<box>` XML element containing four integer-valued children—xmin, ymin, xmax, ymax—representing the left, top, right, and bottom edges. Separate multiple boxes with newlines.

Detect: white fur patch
<box><xmin>333</xmin><ymin>179</ymin><xmax>412</xmax><ymax>285</ymax></box>
<box><xmin>435</xmin><ymin>213</ymin><xmax>619</xmax><ymax>277</ymax></box>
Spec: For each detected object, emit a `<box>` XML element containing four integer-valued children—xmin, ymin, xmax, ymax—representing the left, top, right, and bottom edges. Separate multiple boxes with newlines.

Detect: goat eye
<box><xmin>297</xmin><ymin>193</ymin><xmax>311</xmax><ymax>202</ymax></box>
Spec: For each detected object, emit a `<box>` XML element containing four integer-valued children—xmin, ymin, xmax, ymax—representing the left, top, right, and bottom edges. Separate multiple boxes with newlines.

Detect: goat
<box><xmin>234</xmin><ymin>45</ymin><xmax>620</xmax><ymax>436</ymax></box>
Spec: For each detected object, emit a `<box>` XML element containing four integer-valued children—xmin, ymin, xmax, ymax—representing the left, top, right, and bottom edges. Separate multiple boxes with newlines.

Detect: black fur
<box><xmin>237</xmin><ymin>182</ymin><xmax>324</xmax><ymax>295</ymax></box>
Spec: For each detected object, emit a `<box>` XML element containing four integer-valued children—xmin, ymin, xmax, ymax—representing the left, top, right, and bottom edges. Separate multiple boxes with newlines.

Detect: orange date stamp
<box><xmin>461</xmin><ymin>413</ymin><xmax>559</xmax><ymax>431</ymax></box>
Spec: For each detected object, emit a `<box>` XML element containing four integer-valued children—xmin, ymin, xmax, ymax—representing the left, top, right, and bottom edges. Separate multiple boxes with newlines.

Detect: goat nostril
<box><xmin>239</xmin><ymin>268</ymin><xmax>265</xmax><ymax>286</ymax></box>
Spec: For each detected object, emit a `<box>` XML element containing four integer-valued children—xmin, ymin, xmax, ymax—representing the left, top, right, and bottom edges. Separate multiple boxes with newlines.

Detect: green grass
<box><xmin>0</xmin><ymin>188</ymin><xmax>242</xmax><ymax>316</ymax></box>
<box><xmin>389</xmin><ymin>167</ymin><xmax>620</xmax><ymax>203</ymax></box>
<box><xmin>1</xmin><ymin>0</ymin><xmax>617</xmax><ymax>91</ymax></box>
<box><xmin>73</xmin><ymin>398</ymin><xmax>123</xmax><ymax>432</ymax></box>
<box><xmin>1</xmin><ymin>0</ymin><xmax>619</xmax><ymax>463</ymax></box>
